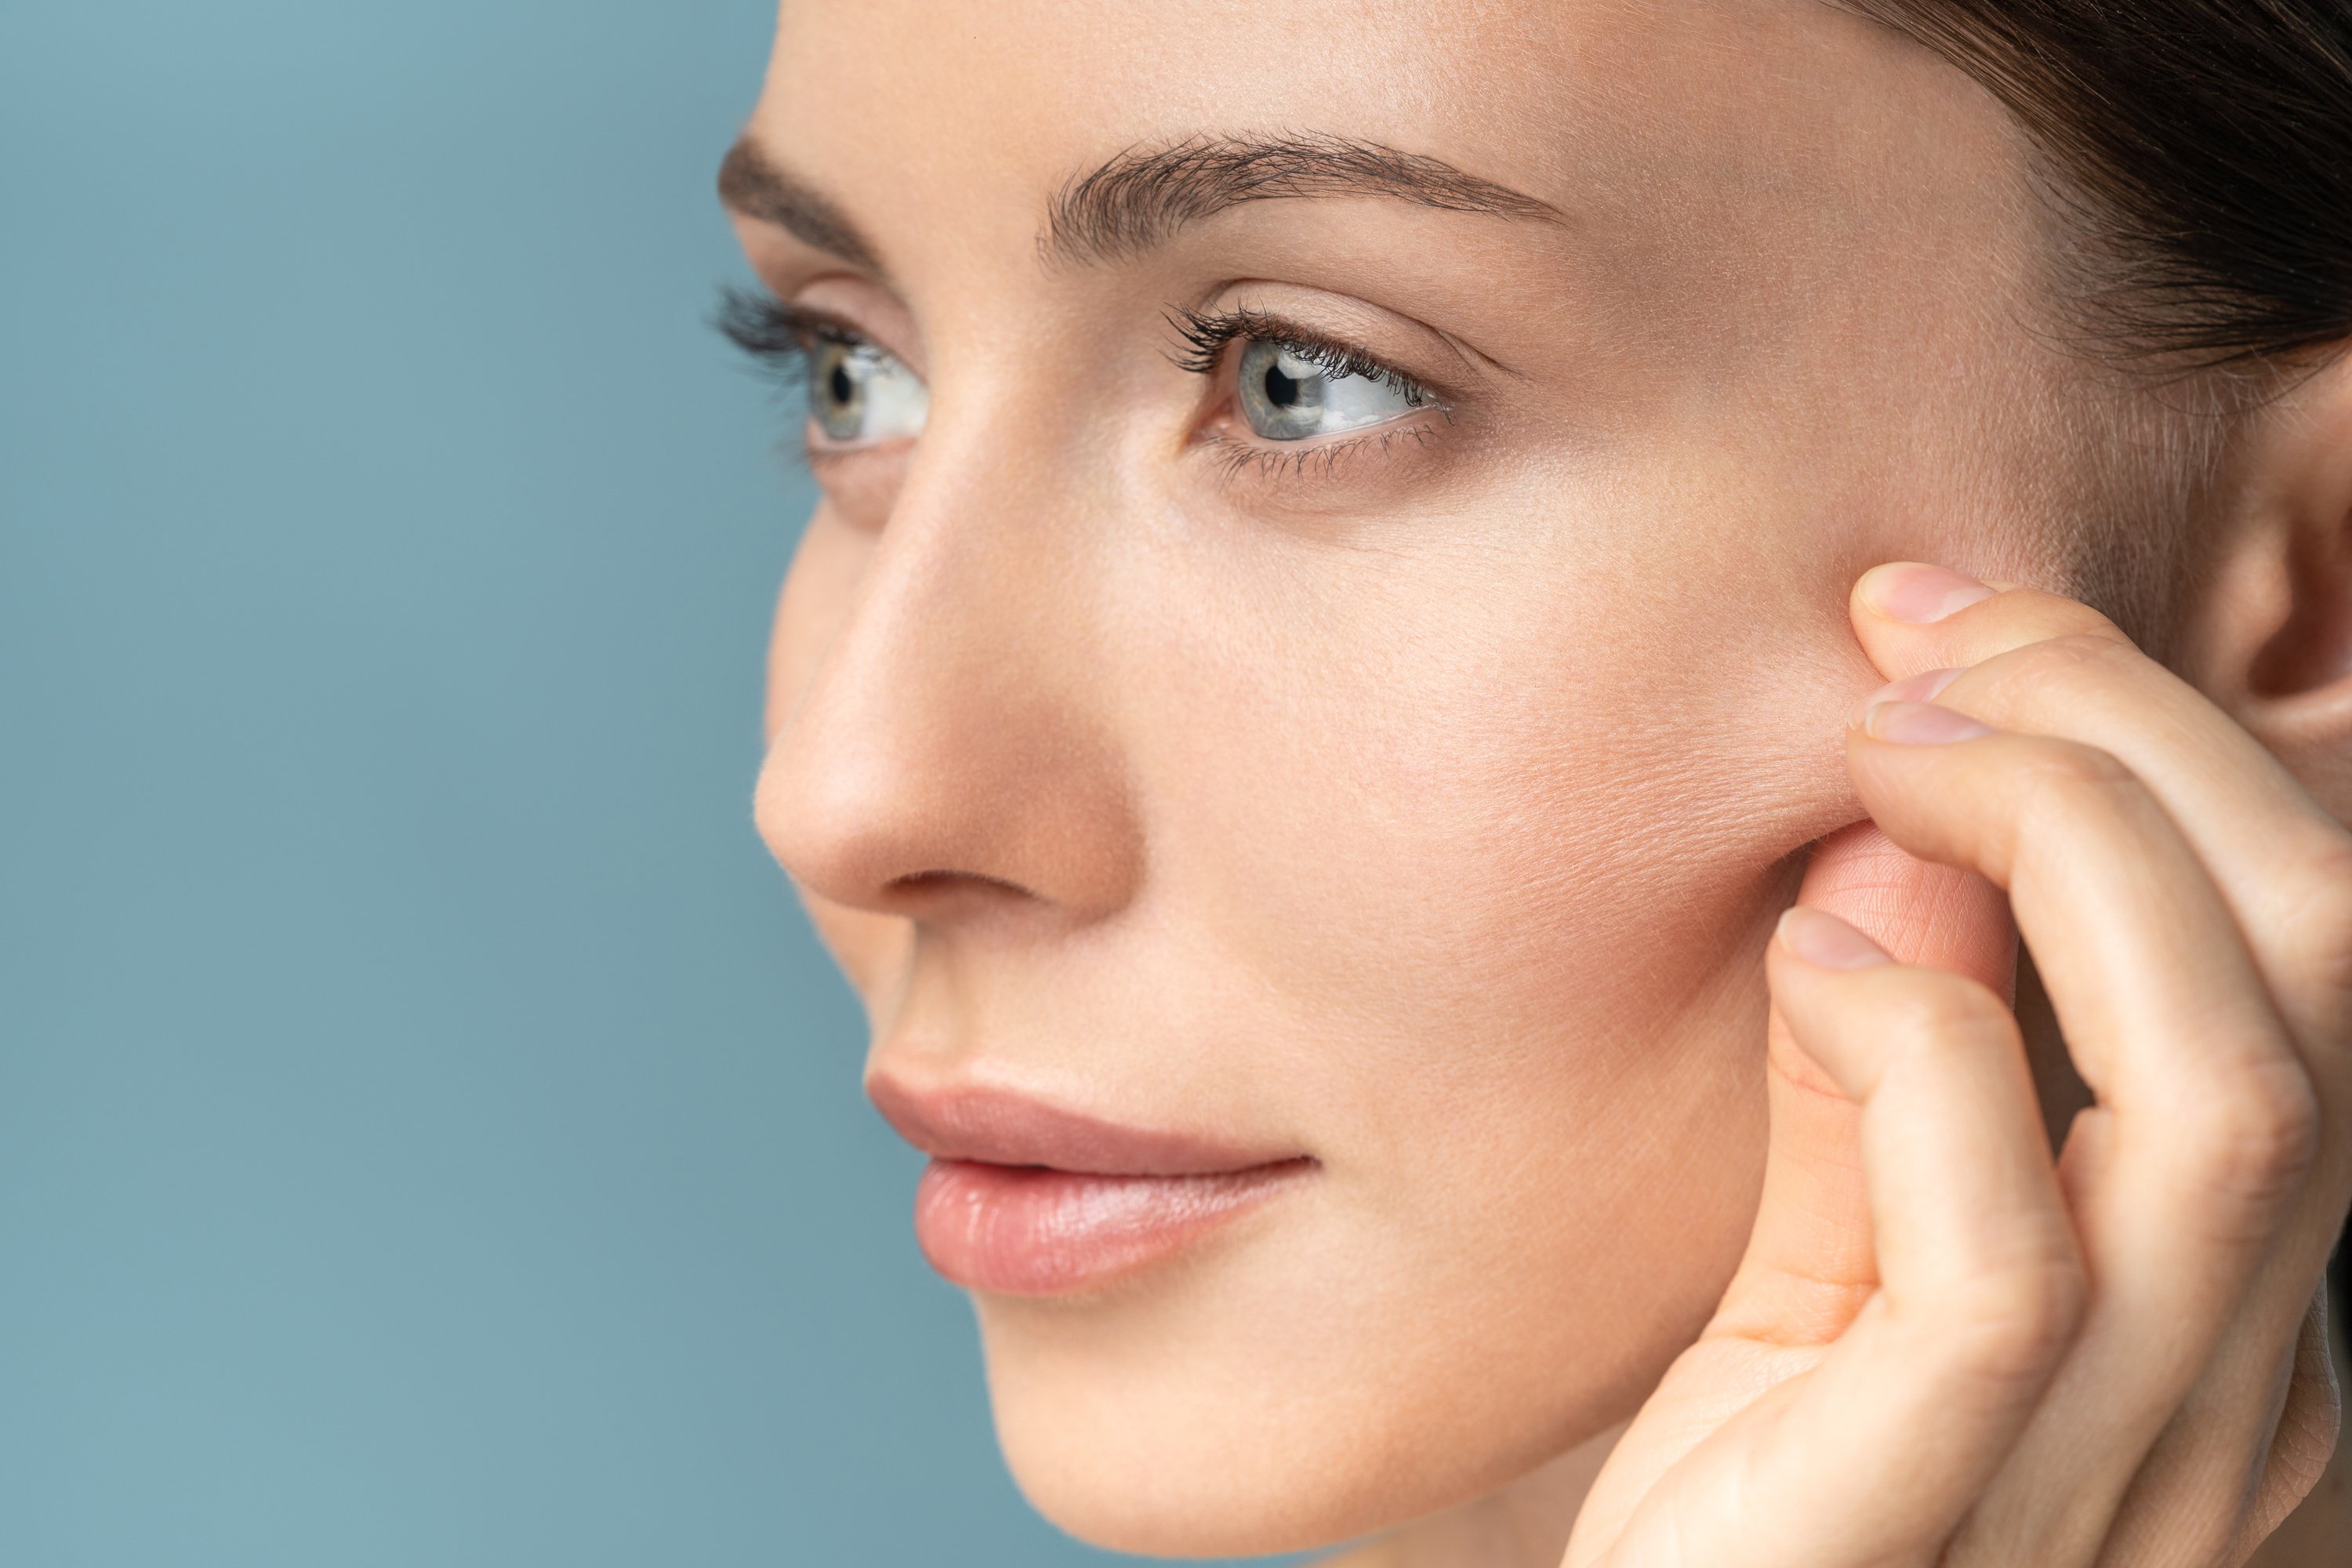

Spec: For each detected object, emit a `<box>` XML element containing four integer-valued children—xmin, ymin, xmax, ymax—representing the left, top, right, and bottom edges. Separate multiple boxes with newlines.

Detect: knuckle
<box><xmin>1940</xmin><ymin>1253</ymin><xmax>2086</xmax><ymax>1387</ymax></box>
<box><xmin>2176</xmin><ymin>1061</ymin><xmax>2321</xmax><ymax>1221</ymax></box>
<box><xmin>1997</xmin><ymin>740</ymin><xmax>2151</xmax><ymax>858</ymax></box>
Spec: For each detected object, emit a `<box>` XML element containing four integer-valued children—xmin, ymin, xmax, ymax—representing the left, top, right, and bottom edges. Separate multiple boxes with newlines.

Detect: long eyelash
<box><xmin>715</xmin><ymin>285</ymin><xmax>862</xmax><ymax>376</ymax></box>
<box><xmin>1165</xmin><ymin>305</ymin><xmax>1438</xmax><ymax>408</ymax></box>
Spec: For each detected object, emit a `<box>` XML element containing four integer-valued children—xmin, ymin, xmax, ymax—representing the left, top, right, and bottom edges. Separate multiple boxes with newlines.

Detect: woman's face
<box><xmin>735</xmin><ymin>0</ymin><xmax>2151</xmax><ymax>1554</ymax></box>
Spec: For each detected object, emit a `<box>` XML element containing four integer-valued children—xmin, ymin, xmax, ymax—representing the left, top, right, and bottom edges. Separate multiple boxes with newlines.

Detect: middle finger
<box><xmin>1844</xmin><ymin>702</ymin><xmax>2321</xmax><ymax>1565</ymax></box>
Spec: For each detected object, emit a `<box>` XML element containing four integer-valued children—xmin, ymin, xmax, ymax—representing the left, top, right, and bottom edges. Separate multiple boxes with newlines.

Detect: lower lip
<box><xmin>913</xmin><ymin>1158</ymin><xmax>1312</xmax><ymax>1297</ymax></box>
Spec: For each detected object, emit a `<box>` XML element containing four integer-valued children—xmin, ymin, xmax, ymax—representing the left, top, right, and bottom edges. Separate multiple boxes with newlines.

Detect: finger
<box><xmin>1570</xmin><ymin>825</ymin><xmax>2017</xmax><ymax>1563</ymax></box>
<box><xmin>1853</xmin><ymin>573</ymin><xmax>2352</xmax><ymax>1366</ymax></box>
<box><xmin>1849</xmin><ymin>564</ymin><xmax>2352</xmax><ymax>1058</ymax></box>
<box><xmin>1720</xmin><ymin>823</ymin><xmax>2015</xmax><ymax>1346</ymax></box>
<box><xmin>1847</xmin><ymin>708</ymin><xmax>2323</xmax><ymax>1566</ymax></box>
<box><xmin>1852</xmin><ymin>570</ymin><xmax>2352</xmax><ymax>1561</ymax></box>
<box><xmin>1655</xmin><ymin>912</ymin><xmax>2078</xmax><ymax>1566</ymax></box>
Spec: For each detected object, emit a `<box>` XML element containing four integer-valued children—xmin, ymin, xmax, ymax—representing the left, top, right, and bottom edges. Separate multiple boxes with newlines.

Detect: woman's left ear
<box><xmin>2177</xmin><ymin>349</ymin><xmax>2352</xmax><ymax>821</ymax></box>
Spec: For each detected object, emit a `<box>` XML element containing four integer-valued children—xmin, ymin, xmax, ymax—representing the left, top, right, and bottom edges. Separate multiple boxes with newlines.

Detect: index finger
<box><xmin>1849</xmin><ymin>566</ymin><xmax>2352</xmax><ymax>1047</ymax></box>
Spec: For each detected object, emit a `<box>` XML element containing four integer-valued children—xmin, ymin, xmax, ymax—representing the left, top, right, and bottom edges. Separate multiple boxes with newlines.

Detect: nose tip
<box><xmin>753</xmin><ymin>671</ymin><xmax>1143</xmax><ymax>929</ymax></box>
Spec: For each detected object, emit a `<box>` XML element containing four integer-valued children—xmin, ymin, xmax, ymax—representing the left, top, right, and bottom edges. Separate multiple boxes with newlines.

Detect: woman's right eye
<box><xmin>808</xmin><ymin>336</ymin><xmax>928</xmax><ymax>447</ymax></box>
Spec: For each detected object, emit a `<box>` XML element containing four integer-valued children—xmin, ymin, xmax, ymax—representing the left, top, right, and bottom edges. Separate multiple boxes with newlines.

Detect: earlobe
<box><xmin>2185</xmin><ymin>351</ymin><xmax>2352</xmax><ymax>820</ymax></box>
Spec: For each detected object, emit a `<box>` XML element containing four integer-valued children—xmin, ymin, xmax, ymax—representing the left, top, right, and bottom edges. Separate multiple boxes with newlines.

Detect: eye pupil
<box><xmin>828</xmin><ymin>361</ymin><xmax>855</xmax><ymax>406</ymax></box>
<box><xmin>1262</xmin><ymin>362</ymin><xmax>1303</xmax><ymax>408</ymax></box>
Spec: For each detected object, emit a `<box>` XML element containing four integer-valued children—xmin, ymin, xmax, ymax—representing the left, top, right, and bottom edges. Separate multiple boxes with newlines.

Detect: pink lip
<box><xmin>869</xmin><ymin>1076</ymin><xmax>1314</xmax><ymax>1297</ymax></box>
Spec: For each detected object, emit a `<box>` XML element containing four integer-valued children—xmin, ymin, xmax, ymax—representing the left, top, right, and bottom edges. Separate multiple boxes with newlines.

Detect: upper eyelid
<box><xmin>1165</xmin><ymin>304</ymin><xmax>1453</xmax><ymax>405</ymax></box>
<box><xmin>717</xmin><ymin>286</ymin><xmax>906</xmax><ymax>363</ymax></box>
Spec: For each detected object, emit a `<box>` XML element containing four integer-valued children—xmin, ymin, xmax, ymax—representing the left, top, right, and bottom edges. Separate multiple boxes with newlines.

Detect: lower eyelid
<box><xmin>1201</xmin><ymin>416</ymin><xmax>1452</xmax><ymax>485</ymax></box>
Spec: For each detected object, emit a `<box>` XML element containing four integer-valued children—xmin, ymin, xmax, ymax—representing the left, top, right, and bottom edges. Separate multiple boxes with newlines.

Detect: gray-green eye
<box><xmin>1235</xmin><ymin>339</ymin><xmax>1429</xmax><ymax>441</ymax></box>
<box><xmin>809</xmin><ymin>337</ymin><xmax>928</xmax><ymax>446</ymax></box>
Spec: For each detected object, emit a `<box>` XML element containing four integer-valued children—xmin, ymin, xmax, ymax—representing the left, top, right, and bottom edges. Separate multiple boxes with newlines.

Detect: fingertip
<box><xmin>1856</xmin><ymin>701</ymin><xmax>1999</xmax><ymax>746</ymax></box>
<box><xmin>1778</xmin><ymin>906</ymin><xmax>1896</xmax><ymax>971</ymax></box>
<box><xmin>1854</xmin><ymin>563</ymin><xmax>2000</xmax><ymax>626</ymax></box>
<box><xmin>1846</xmin><ymin>668</ymin><xmax>1965</xmax><ymax>728</ymax></box>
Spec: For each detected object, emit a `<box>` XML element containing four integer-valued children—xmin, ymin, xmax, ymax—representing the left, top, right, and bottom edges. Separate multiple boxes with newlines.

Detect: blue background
<box><xmin>0</xmin><ymin>2</ymin><xmax>1298</xmax><ymax>1562</ymax></box>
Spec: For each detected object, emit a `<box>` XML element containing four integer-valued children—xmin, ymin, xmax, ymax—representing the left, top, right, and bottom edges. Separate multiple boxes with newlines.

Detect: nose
<box><xmin>754</xmin><ymin>437</ymin><xmax>1145</xmax><ymax>931</ymax></box>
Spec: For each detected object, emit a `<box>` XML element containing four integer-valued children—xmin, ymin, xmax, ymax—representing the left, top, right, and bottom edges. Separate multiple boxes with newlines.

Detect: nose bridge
<box><xmin>757</xmin><ymin>416</ymin><xmax>1142</xmax><ymax>924</ymax></box>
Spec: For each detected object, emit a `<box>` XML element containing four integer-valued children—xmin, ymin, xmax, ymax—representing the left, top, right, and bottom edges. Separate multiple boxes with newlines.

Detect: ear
<box><xmin>2178</xmin><ymin>350</ymin><xmax>2352</xmax><ymax>822</ymax></box>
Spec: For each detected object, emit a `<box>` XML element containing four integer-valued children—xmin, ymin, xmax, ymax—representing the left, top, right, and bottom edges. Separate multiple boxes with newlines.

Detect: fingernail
<box><xmin>1860</xmin><ymin>563</ymin><xmax>1998</xmax><ymax>624</ymax></box>
<box><xmin>1847</xmin><ymin>667</ymin><xmax>1964</xmax><ymax>728</ymax></box>
<box><xmin>1860</xmin><ymin>700</ymin><xmax>1997</xmax><ymax>745</ymax></box>
<box><xmin>1777</xmin><ymin>906</ymin><xmax>1893</xmax><ymax>969</ymax></box>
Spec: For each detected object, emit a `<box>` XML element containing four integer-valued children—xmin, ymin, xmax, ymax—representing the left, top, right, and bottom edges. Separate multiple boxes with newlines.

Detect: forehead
<box><xmin>750</xmin><ymin>0</ymin><xmax>2010</xmax><ymax>264</ymax></box>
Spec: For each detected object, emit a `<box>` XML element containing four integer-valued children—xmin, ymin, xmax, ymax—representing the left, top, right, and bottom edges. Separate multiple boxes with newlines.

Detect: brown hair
<box><xmin>1850</xmin><ymin>0</ymin><xmax>2352</xmax><ymax>1320</ymax></box>
<box><xmin>1846</xmin><ymin>2</ymin><xmax>2352</xmax><ymax>368</ymax></box>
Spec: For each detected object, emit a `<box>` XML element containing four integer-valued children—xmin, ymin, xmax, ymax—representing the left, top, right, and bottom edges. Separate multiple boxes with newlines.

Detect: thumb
<box><xmin>1789</xmin><ymin>820</ymin><xmax>2017</xmax><ymax>999</ymax></box>
<box><xmin>1719</xmin><ymin>822</ymin><xmax>2016</xmax><ymax>1338</ymax></box>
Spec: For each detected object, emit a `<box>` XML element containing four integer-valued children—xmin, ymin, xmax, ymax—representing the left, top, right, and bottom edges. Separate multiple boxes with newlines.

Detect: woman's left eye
<box><xmin>1233</xmin><ymin>338</ymin><xmax>1432</xmax><ymax>442</ymax></box>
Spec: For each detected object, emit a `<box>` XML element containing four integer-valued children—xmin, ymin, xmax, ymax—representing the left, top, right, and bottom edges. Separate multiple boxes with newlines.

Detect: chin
<box><xmin>967</xmin><ymin>1175</ymin><xmax>1741</xmax><ymax>1559</ymax></box>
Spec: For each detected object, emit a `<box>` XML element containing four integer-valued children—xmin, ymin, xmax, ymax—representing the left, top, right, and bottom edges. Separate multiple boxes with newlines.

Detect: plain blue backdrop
<box><xmin>0</xmin><ymin>3</ymin><xmax>1301</xmax><ymax>1563</ymax></box>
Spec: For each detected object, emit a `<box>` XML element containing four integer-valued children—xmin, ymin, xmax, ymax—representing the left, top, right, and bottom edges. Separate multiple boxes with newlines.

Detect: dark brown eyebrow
<box><xmin>717</xmin><ymin>137</ymin><xmax>882</xmax><ymax>271</ymax></box>
<box><xmin>1044</xmin><ymin>134</ymin><xmax>1561</xmax><ymax>264</ymax></box>
<box><xmin>717</xmin><ymin>132</ymin><xmax>1559</xmax><ymax>276</ymax></box>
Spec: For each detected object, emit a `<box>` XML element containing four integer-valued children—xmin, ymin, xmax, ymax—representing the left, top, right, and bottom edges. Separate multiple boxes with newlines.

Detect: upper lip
<box><xmin>866</xmin><ymin>1072</ymin><xmax>1304</xmax><ymax>1177</ymax></box>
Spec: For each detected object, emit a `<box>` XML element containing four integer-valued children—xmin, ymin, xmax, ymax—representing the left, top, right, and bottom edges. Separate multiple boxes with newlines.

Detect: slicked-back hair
<box><xmin>1846</xmin><ymin>1</ymin><xmax>2352</xmax><ymax>368</ymax></box>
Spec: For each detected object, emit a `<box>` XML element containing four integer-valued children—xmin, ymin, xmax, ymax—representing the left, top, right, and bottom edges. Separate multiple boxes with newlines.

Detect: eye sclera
<box><xmin>1167</xmin><ymin>301</ymin><xmax>1461</xmax><ymax>469</ymax></box>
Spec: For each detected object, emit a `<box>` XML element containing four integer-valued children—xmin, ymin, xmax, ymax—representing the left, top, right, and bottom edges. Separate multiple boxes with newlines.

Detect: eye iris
<box><xmin>811</xmin><ymin>340</ymin><xmax>867</xmax><ymax>441</ymax></box>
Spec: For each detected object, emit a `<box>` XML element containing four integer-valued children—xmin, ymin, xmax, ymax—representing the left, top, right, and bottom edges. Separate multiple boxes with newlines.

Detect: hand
<box><xmin>1563</xmin><ymin>564</ymin><xmax>2351</xmax><ymax>1568</ymax></box>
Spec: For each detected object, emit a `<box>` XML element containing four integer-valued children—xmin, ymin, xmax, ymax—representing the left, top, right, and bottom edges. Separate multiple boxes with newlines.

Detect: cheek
<box><xmin>1127</xmin><ymin>477</ymin><xmax>1865</xmax><ymax>1134</ymax></box>
<box><xmin>971</xmin><ymin>496</ymin><xmax>1865</xmax><ymax>1543</ymax></box>
<box><xmin>1158</xmin><ymin>572</ymin><xmax>1820</xmax><ymax>1284</ymax></box>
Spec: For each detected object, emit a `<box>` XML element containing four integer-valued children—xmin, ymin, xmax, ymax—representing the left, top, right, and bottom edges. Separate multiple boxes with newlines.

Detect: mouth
<box><xmin>869</xmin><ymin>1074</ymin><xmax>1316</xmax><ymax>1298</ymax></box>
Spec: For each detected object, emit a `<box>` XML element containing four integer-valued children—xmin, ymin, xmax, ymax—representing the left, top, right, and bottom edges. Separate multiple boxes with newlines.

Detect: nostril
<box><xmin>886</xmin><ymin>869</ymin><xmax>1038</xmax><ymax>899</ymax></box>
<box><xmin>752</xmin><ymin>634</ymin><xmax>1142</xmax><ymax>922</ymax></box>
<box><xmin>882</xmin><ymin>869</ymin><xmax>1044</xmax><ymax>920</ymax></box>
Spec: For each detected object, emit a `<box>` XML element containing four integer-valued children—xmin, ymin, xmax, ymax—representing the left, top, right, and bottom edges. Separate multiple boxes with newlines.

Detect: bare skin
<box><xmin>725</xmin><ymin>2</ymin><xmax>2352</xmax><ymax>1561</ymax></box>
